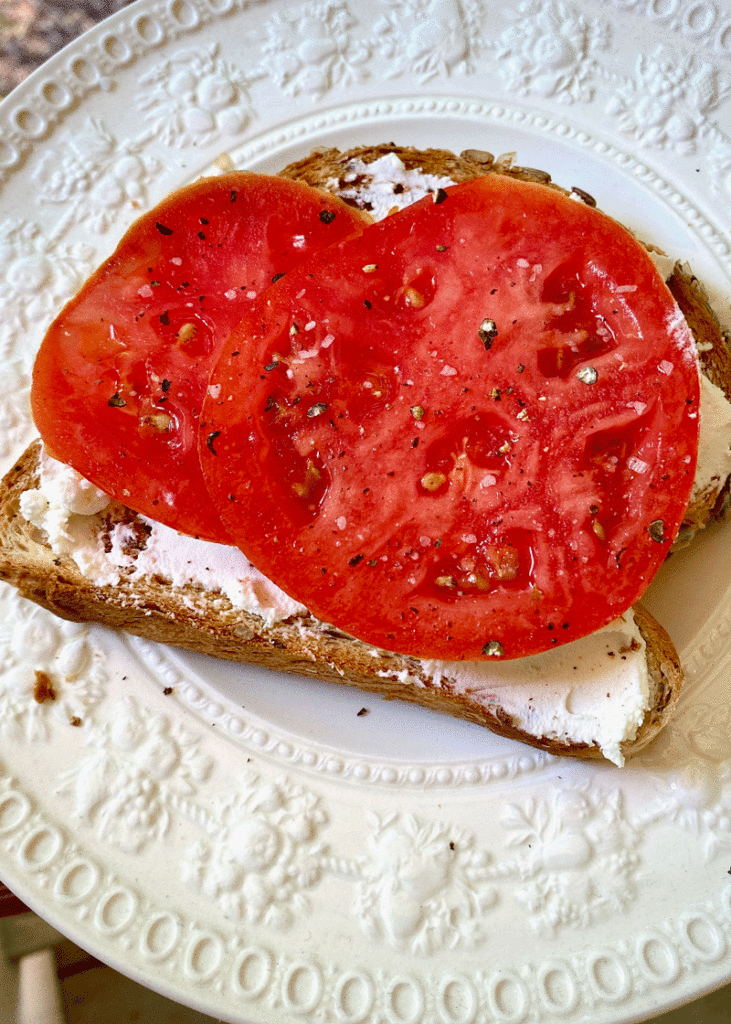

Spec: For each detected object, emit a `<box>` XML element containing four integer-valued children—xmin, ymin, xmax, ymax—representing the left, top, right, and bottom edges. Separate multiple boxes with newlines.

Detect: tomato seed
<box><xmin>420</xmin><ymin>471</ymin><xmax>447</xmax><ymax>491</ymax></box>
<box><xmin>177</xmin><ymin>323</ymin><xmax>197</xmax><ymax>344</ymax></box>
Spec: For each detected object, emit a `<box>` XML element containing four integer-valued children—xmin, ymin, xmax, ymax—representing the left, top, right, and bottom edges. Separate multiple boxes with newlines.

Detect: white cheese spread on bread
<box><xmin>326</xmin><ymin>152</ymin><xmax>454</xmax><ymax>220</ymax></box>
<box><xmin>419</xmin><ymin>612</ymin><xmax>649</xmax><ymax>767</ymax></box>
<box><xmin>695</xmin><ymin>373</ymin><xmax>731</xmax><ymax>504</ymax></box>
<box><xmin>20</xmin><ymin>450</ymin><xmax>306</xmax><ymax>626</ymax></box>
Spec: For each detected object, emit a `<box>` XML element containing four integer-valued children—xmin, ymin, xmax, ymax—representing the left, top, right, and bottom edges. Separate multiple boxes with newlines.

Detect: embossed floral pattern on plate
<box><xmin>1</xmin><ymin>2</ymin><xmax>731</xmax><ymax>1024</ymax></box>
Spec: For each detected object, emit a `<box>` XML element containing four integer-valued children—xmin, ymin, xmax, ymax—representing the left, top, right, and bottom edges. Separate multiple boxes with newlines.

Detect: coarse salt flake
<box><xmin>628</xmin><ymin>456</ymin><xmax>649</xmax><ymax>474</ymax></box>
<box><xmin>137</xmin><ymin>284</ymin><xmax>154</xmax><ymax>298</ymax></box>
<box><xmin>336</xmin><ymin>516</ymin><xmax>347</xmax><ymax>531</ymax></box>
<box><xmin>305</xmin><ymin>321</ymin><xmax>316</xmax><ymax>331</ymax></box>
<box><xmin>658</xmin><ymin>360</ymin><xmax>674</xmax><ymax>375</ymax></box>
<box><xmin>441</xmin><ymin>365</ymin><xmax>458</xmax><ymax>376</ymax></box>
<box><xmin>224</xmin><ymin>288</ymin><xmax>238</xmax><ymax>300</ymax></box>
<box><xmin>246</xmin><ymin>290</ymin><xmax>257</xmax><ymax>300</ymax></box>
<box><xmin>321</xmin><ymin>334</ymin><xmax>335</xmax><ymax>348</ymax></box>
<box><xmin>616</xmin><ymin>284</ymin><xmax>637</xmax><ymax>293</ymax></box>
<box><xmin>462</xmin><ymin>533</ymin><xmax>478</xmax><ymax>544</ymax></box>
<box><xmin>207</xmin><ymin>383</ymin><xmax>221</xmax><ymax>399</ymax></box>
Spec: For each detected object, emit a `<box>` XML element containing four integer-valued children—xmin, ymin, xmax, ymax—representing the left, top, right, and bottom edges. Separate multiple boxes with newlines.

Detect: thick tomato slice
<box><xmin>31</xmin><ymin>173</ymin><xmax>365</xmax><ymax>542</ymax></box>
<box><xmin>200</xmin><ymin>175</ymin><xmax>700</xmax><ymax>659</ymax></box>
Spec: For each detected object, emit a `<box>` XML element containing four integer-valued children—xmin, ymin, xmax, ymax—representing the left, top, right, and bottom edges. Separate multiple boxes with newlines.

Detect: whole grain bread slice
<box><xmin>0</xmin><ymin>441</ymin><xmax>682</xmax><ymax>763</ymax></box>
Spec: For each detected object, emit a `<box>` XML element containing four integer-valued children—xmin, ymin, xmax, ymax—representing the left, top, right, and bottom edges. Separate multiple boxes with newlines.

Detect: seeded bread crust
<box><xmin>281</xmin><ymin>144</ymin><xmax>731</xmax><ymax>542</ymax></box>
<box><xmin>0</xmin><ymin>441</ymin><xmax>682</xmax><ymax>761</ymax></box>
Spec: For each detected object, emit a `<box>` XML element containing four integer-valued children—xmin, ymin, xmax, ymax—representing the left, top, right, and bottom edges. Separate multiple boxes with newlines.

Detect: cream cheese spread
<box><xmin>20</xmin><ymin>450</ymin><xmax>306</xmax><ymax>626</ymax></box>
<box><xmin>694</xmin><ymin>373</ymin><xmax>731</xmax><ymax>504</ymax></box>
<box><xmin>419</xmin><ymin>612</ymin><xmax>649</xmax><ymax>766</ymax></box>
<box><xmin>326</xmin><ymin>152</ymin><xmax>455</xmax><ymax>221</ymax></box>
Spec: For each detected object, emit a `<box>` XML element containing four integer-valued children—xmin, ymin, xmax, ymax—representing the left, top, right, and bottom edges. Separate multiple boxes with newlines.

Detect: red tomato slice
<box><xmin>200</xmin><ymin>175</ymin><xmax>700</xmax><ymax>660</ymax></box>
<box><xmin>31</xmin><ymin>174</ymin><xmax>366</xmax><ymax>542</ymax></box>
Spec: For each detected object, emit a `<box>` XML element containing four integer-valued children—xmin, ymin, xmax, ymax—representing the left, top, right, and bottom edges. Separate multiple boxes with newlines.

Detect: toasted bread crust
<box><xmin>668</xmin><ymin>261</ymin><xmax>731</xmax><ymax>538</ymax></box>
<box><xmin>0</xmin><ymin>442</ymin><xmax>683</xmax><ymax>761</ymax></box>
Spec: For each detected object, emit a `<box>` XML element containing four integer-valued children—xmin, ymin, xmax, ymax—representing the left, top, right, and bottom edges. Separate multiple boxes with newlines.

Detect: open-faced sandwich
<box><xmin>1</xmin><ymin>145</ymin><xmax>730</xmax><ymax>766</ymax></box>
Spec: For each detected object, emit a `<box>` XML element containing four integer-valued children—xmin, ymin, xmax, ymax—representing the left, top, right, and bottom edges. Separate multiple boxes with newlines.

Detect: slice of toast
<box><xmin>0</xmin><ymin>441</ymin><xmax>682</xmax><ymax>765</ymax></box>
<box><xmin>3</xmin><ymin>143</ymin><xmax>721</xmax><ymax>765</ymax></box>
<box><xmin>280</xmin><ymin>144</ymin><xmax>731</xmax><ymax>545</ymax></box>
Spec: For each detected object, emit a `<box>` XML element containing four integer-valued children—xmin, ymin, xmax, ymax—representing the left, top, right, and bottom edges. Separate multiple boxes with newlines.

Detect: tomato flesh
<box><xmin>201</xmin><ymin>175</ymin><xmax>700</xmax><ymax>660</ymax></box>
<box><xmin>31</xmin><ymin>174</ymin><xmax>365</xmax><ymax>541</ymax></box>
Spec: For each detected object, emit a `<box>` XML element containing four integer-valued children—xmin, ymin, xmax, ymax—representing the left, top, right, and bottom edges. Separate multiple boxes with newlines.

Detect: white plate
<box><xmin>1</xmin><ymin>1</ymin><xmax>731</xmax><ymax>1022</ymax></box>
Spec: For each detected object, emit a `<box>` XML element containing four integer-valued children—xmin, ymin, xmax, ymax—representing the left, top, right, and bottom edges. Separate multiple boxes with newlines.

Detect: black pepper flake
<box><xmin>198</xmin><ymin>231</ymin><xmax>206</xmax><ymax>240</ymax></box>
<box><xmin>108</xmin><ymin>392</ymin><xmax>127</xmax><ymax>407</ymax></box>
<box><xmin>357</xmin><ymin>707</ymin><xmax>370</xmax><ymax>716</ymax></box>
<box><xmin>163</xmin><ymin>686</ymin><xmax>174</xmax><ymax>695</ymax></box>
<box><xmin>231</xmin><ymin>190</ymin><xmax>238</xmax><ymax>202</ymax></box>
<box><xmin>159</xmin><ymin>310</ymin><xmax>170</xmax><ymax>326</ymax></box>
<box><xmin>364</xmin><ymin>299</ymin><xmax>372</xmax><ymax>309</ymax></box>
<box><xmin>411</xmin><ymin>437</ymin><xmax>419</xmax><ymax>448</ymax></box>
<box><xmin>155</xmin><ymin>222</ymin><xmax>174</xmax><ymax>235</ymax></box>
<box><xmin>307</xmin><ymin>402</ymin><xmax>328</xmax><ymax>418</ymax></box>
<box><xmin>265</xmin><ymin>361</ymin><xmax>278</xmax><ymax>371</ymax></box>
<box><xmin>436</xmin><ymin>244</ymin><xmax>447</xmax><ymax>252</ymax></box>
<box><xmin>206</xmin><ymin>430</ymin><xmax>221</xmax><ymax>455</ymax></box>
<box><xmin>349</xmin><ymin>554</ymin><xmax>364</xmax><ymax>566</ymax></box>
<box><xmin>517</xmin><ymin>363</ymin><xmax>525</xmax><ymax>373</ymax></box>
<box><xmin>648</xmin><ymin>519</ymin><xmax>666</xmax><ymax>543</ymax></box>
<box><xmin>200</xmin><ymin>217</ymin><xmax>209</xmax><ymax>225</ymax></box>
<box><xmin>319</xmin><ymin>209</ymin><xmax>336</xmax><ymax>224</ymax></box>
<box><xmin>433</xmin><ymin>187</ymin><xmax>448</xmax><ymax>204</ymax></box>
<box><xmin>272</xmin><ymin>272</ymin><xmax>286</xmax><ymax>283</ymax></box>
<box><xmin>162</xmin><ymin>379</ymin><xmax>171</xmax><ymax>392</ymax></box>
